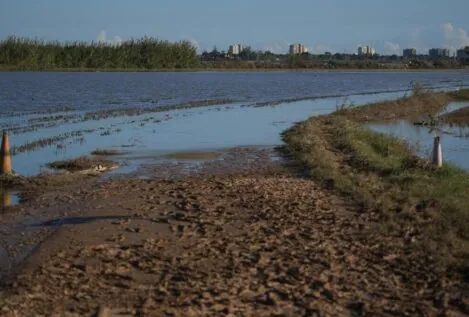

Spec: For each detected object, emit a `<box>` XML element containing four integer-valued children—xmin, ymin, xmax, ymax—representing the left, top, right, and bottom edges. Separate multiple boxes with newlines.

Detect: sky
<box><xmin>1</xmin><ymin>0</ymin><xmax>469</xmax><ymax>55</ymax></box>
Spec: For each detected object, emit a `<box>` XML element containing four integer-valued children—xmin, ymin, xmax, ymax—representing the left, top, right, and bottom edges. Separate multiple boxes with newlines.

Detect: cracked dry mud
<box><xmin>1</xmin><ymin>151</ymin><xmax>469</xmax><ymax>316</ymax></box>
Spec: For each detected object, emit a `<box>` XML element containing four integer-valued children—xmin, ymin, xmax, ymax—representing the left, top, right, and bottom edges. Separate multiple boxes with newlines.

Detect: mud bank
<box><xmin>2</xmin><ymin>145</ymin><xmax>465</xmax><ymax>316</ymax></box>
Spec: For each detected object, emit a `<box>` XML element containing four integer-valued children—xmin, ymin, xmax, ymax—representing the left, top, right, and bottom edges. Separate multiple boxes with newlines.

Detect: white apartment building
<box><xmin>289</xmin><ymin>44</ymin><xmax>306</xmax><ymax>55</ymax></box>
<box><xmin>358</xmin><ymin>45</ymin><xmax>375</xmax><ymax>56</ymax></box>
<box><xmin>229</xmin><ymin>44</ymin><xmax>244</xmax><ymax>55</ymax></box>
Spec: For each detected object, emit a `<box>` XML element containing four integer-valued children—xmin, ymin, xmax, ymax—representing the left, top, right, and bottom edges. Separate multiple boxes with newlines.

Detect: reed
<box><xmin>0</xmin><ymin>36</ymin><xmax>198</xmax><ymax>70</ymax></box>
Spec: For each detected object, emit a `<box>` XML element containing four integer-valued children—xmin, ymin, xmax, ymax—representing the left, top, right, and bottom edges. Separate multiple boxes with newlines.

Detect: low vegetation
<box><xmin>47</xmin><ymin>156</ymin><xmax>114</xmax><ymax>172</ymax></box>
<box><xmin>440</xmin><ymin>106</ymin><xmax>469</xmax><ymax>125</ymax></box>
<box><xmin>439</xmin><ymin>89</ymin><xmax>469</xmax><ymax>125</ymax></box>
<box><xmin>91</xmin><ymin>148</ymin><xmax>120</xmax><ymax>156</ymax></box>
<box><xmin>282</xmin><ymin>87</ymin><xmax>469</xmax><ymax>271</ymax></box>
<box><xmin>333</xmin><ymin>86</ymin><xmax>469</xmax><ymax>124</ymax></box>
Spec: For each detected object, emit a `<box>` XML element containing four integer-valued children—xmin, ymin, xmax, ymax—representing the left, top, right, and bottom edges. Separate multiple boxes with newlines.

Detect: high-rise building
<box><xmin>289</xmin><ymin>44</ymin><xmax>306</xmax><ymax>55</ymax></box>
<box><xmin>457</xmin><ymin>46</ymin><xmax>469</xmax><ymax>62</ymax></box>
<box><xmin>358</xmin><ymin>45</ymin><xmax>375</xmax><ymax>56</ymax></box>
<box><xmin>229</xmin><ymin>44</ymin><xmax>244</xmax><ymax>55</ymax></box>
<box><xmin>429</xmin><ymin>48</ymin><xmax>450</xmax><ymax>58</ymax></box>
<box><xmin>403</xmin><ymin>48</ymin><xmax>417</xmax><ymax>58</ymax></box>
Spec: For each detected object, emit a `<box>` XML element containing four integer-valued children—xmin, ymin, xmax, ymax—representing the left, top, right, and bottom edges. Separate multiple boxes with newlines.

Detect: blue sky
<box><xmin>1</xmin><ymin>0</ymin><xmax>469</xmax><ymax>55</ymax></box>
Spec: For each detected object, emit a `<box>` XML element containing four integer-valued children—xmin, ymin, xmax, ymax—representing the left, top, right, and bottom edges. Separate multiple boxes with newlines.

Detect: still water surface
<box><xmin>1</xmin><ymin>71</ymin><xmax>469</xmax><ymax>113</ymax></box>
<box><xmin>0</xmin><ymin>71</ymin><xmax>469</xmax><ymax>178</ymax></box>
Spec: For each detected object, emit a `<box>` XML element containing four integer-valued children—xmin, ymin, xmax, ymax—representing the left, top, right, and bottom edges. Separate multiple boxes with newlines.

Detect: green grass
<box><xmin>282</xmin><ymin>89</ymin><xmax>469</xmax><ymax>269</ymax></box>
<box><xmin>0</xmin><ymin>36</ymin><xmax>199</xmax><ymax>70</ymax></box>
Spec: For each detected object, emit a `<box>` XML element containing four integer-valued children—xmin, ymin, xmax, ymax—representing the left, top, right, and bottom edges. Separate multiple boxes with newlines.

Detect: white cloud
<box><xmin>443</xmin><ymin>23</ymin><xmax>454</xmax><ymax>38</ymax></box>
<box><xmin>383</xmin><ymin>41</ymin><xmax>400</xmax><ymax>54</ymax></box>
<box><xmin>442</xmin><ymin>23</ymin><xmax>469</xmax><ymax>52</ymax></box>
<box><xmin>96</xmin><ymin>30</ymin><xmax>107</xmax><ymax>43</ymax></box>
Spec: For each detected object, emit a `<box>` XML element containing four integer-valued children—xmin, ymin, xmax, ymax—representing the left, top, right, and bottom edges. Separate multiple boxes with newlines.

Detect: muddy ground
<box><xmin>0</xmin><ymin>147</ymin><xmax>468</xmax><ymax>316</ymax></box>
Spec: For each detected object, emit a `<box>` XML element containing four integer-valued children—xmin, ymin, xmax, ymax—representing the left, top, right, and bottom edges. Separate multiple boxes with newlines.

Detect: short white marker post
<box><xmin>432</xmin><ymin>136</ymin><xmax>443</xmax><ymax>167</ymax></box>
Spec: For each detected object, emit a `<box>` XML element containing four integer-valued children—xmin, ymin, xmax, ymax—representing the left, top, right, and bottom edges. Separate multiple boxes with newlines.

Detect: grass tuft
<box><xmin>91</xmin><ymin>148</ymin><xmax>120</xmax><ymax>156</ymax></box>
<box><xmin>47</xmin><ymin>156</ymin><xmax>114</xmax><ymax>172</ymax></box>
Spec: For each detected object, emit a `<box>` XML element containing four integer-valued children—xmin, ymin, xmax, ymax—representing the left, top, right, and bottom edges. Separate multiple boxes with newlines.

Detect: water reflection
<box><xmin>0</xmin><ymin>191</ymin><xmax>19</xmax><ymax>208</ymax></box>
<box><xmin>8</xmin><ymin>91</ymin><xmax>407</xmax><ymax>176</ymax></box>
<box><xmin>0</xmin><ymin>191</ymin><xmax>12</xmax><ymax>208</ymax></box>
<box><xmin>367</xmin><ymin>119</ymin><xmax>469</xmax><ymax>171</ymax></box>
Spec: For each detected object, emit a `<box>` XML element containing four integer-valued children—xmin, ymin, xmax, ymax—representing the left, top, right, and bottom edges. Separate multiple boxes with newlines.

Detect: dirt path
<box><xmin>0</xmin><ymin>148</ymin><xmax>467</xmax><ymax>316</ymax></box>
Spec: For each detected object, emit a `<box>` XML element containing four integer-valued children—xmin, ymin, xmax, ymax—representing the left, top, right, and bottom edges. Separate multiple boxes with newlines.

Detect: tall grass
<box><xmin>0</xmin><ymin>36</ymin><xmax>198</xmax><ymax>70</ymax></box>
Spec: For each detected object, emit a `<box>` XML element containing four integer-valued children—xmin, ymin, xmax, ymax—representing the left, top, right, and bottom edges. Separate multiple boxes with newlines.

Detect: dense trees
<box><xmin>0</xmin><ymin>36</ymin><xmax>199</xmax><ymax>70</ymax></box>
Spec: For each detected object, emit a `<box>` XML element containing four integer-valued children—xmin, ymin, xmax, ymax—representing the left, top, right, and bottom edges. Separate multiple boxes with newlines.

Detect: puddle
<box><xmin>26</xmin><ymin>216</ymin><xmax>132</xmax><ymax>228</ymax></box>
<box><xmin>0</xmin><ymin>191</ymin><xmax>20</xmax><ymax>208</ymax></box>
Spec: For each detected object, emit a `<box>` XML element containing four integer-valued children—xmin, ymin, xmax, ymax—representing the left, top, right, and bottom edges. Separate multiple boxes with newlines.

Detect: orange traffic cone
<box><xmin>1</xmin><ymin>130</ymin><xmax>12</xmax><ymax>175</ymax></box>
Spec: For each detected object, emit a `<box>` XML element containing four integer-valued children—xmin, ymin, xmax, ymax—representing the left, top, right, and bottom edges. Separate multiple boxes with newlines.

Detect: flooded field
<box><xmin>2</xmin><ymin>91</ymin><xmax>408</xmax><ymax>177</ymax></box>
<box><xmin>2</xmin><ymin>70</ymin><xmax>469</xmax><ymax>282</ymax></box>
<box><xmin>1</xmin><ymin>70</ymin><xmax>469</xmax><ymax>180</ymax></box>
<box><xmin>2</xmin><ymin>71</ymin><xmax>469</xmax><ymax>113</ymax></box>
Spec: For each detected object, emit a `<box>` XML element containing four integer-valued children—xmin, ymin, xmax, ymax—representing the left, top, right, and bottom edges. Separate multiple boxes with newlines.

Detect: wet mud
<box><xmin>0</xmin><ymin>146</ymin><xmax>468</xmax><ymax>316</ymax></box>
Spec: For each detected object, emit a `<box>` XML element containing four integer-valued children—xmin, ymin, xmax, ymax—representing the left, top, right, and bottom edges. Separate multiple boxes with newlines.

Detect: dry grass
<box><xmin>447</xmin><ymin>89</ymin><xmax>469</xmax><ymax>101</ymax></box>
<box><xmin>91</xmin><ymin>148</ymin><xmax>121</xmax><ymax>156</ymax></box>
<box><xmin>282</xmin><ymin>89</ymin><xmax>469</xmax><ymax>270</ymax></box>
<box><xmin>440</xmin><ymin>106</ymin><xmax>469</xmax><ymax>125</ymax></box>
<box><xmin>331</xmin><ymin>87</ymin><xmax>469</xmax><ymax>124</ymax></box>
<box><xmin>47</xmin><ymin>156</ymin><xmax>114</xmax><ymax>172</ymax></box>
<box><xmin>334</xmin><ymin>91</ymin><xmax>451</xmax><ymax>123</ymax></box>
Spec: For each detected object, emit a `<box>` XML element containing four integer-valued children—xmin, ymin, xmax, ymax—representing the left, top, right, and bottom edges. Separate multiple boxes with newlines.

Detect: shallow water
<box><xmin>0</xmin><ymin>191</ymin><xmax>20</xmax><ymax>208</ymax></box>
<box><xmin>1</xmin><ymin>71</ymin><xmax>469</xmax><ymax>176</ymax></box>
<box><xmin>1</xmin><ymin>71</ymin><xmax>469</xmax><ymax>113</ymax></box>
<box><xmin>6</xmin><ymin>91</ymin><xmax>406</xmax><ymax>176</ymax></box>
<box><xmin>367</xmin><ymin>101</ymin><xmax>469</xmax><ymax>170</ymax></box>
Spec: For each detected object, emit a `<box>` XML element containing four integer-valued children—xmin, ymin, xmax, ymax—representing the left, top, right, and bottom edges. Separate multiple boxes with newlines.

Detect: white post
<box><xmin>432</xmin><ymin>136</ymin><xmax>443</xmax><ymax>167</ymax></box>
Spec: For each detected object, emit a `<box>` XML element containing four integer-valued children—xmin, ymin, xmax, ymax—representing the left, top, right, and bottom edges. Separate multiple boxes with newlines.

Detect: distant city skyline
<box><xmin>1</xmin><ymin>0</ymin><xmax>469</xmax><ymax>55</ymax></box>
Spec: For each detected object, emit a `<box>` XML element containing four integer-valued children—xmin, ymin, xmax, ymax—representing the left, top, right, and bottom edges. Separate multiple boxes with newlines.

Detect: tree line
<box><xmin>0</xmin><ymin>36</ymin><xmax>199</xmax><ymax>70</ymax></box>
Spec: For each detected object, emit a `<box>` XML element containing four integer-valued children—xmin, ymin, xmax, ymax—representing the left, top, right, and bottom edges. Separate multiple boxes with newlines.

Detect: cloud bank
<box><xmin>442</xmin><ymin>23</ymin><xmax>469</xmax><ymax>52</ymax></box>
